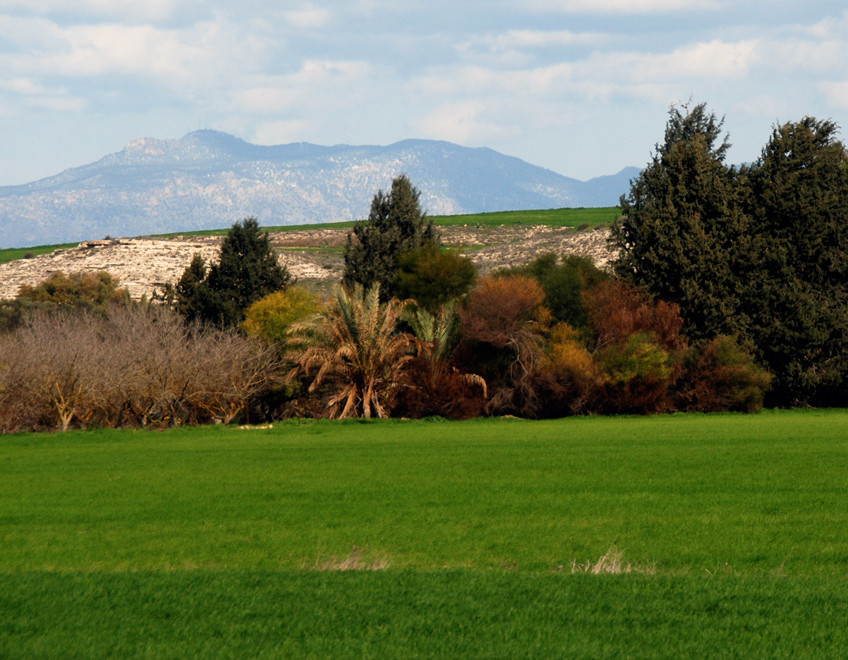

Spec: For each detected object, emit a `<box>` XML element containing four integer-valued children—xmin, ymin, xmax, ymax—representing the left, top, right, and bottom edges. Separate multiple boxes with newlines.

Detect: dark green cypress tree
<box><xmin>744</xmin><ymin>118</ymin><xmax>848</xmax><ymax>404</ymax></box>
<box><xmin>612</xmin><ymin>102</ymin><xmax>752</xmax><ymax>341</ymax></box>
<box><xmin>343</xmin><ymin>175</ymin><xmax>438</xmax><ymax>298</ymax></box>
<box><xmin>177</xmin><ymin>218</ymin><xmax>291</xmax><ymax>327</ymax></box>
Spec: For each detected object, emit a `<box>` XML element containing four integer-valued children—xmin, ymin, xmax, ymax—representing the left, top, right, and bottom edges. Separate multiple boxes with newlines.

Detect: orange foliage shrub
<box><xmin>460</xmin><ymin>275</ymin><xmax>546</xmax><ymax>348</ymax></box>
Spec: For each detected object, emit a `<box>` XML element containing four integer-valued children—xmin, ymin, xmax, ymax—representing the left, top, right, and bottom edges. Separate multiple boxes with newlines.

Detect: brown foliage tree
<box><xmin>459</xmin><ymin>275</ymin><xmax>550</xmax><ymax>416</ymax></box>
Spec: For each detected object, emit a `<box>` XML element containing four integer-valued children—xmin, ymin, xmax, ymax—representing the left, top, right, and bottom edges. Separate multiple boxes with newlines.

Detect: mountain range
<box><xmin>0</xmin><ymin>130</ymin><xmax>639</xmax><ymax>248</ymax></box>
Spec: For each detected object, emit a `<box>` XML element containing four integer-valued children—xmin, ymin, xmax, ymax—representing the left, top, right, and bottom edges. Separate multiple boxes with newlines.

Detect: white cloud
<box><xmin>462</xmin><ymin>29</ymin><xmax>607</xmax><ymax>51</ymax></box>
<box><xmin>417</xmin><ymin>101</ymin><xmax>520</xmax><ymax>144</ymax></box>
<box><xmin>252</xmin><ymin>119</ymin><xmax>314</xmax><ymax>145</ymax></box>
<box><xmin>2</xmin><ymin>0</ymin><xmax>204</xmax><ymax>24</ymax></box>
<box><xmin>519</xmin><ymin>0</ymin><xmax>721</xmax><ymax>13</ymax></box>
<box><xmin>819</xmin><ymin>81</ymin><xmax>848</xmax><ymax>110</ymax></box>
<box><xmin>283</xmin><ymin>6</ymin><xmax>332</xmax><ymax>29</ymax></box>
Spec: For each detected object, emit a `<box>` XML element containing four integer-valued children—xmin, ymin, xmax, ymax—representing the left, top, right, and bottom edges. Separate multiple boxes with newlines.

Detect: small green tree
<box><xmin>176</xmin><ymin>218</ymin><xmax>291</xmax><ymax>327</ymax></box>
<box><xmin>343</xmin><ymin>175</ymin><xmax>438</xmax><ymax>298</ymax></box>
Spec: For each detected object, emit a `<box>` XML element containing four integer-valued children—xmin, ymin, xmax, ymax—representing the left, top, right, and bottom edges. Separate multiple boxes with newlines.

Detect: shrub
<box><xmin>597</xmin><ymin>333</ymin><xmax>676</xmax><ymax>414</ymax></box>
<box><xmin>543</xmin><ymin>322</ymin><xmax>604</xmax><ymax>415</ymax></box>
<box><xmin>582</xmin><ymin>280</ymin><xmax>688</xmax><ymax>414</ymax></box>
<box><xmin>17</xmin><ymin>270</ymin><xmax>128</xmax><ymax>309</ymax></box>
<box><xmin>0</xmin><ymin>307</ymin><xmax>280</xmax><ymax>432</ymax></box>
<box><xmin>584</xmin><ymin>279</ymin><xmax>687</xmax><ymax>353</ymax></box>
<box><xmin>242</xmin><ymin>286</ymin><xmax>322</xmax><ymax>346</ymax></box>
<box><xmin>393</xmin><ymin>244</ymin><xmax>476</xmax><ymax>312</ymax></box>
<box><xmin>518</xmin><ymin>253</ymin><xmax>607</xmax><ymax>327</ymax></box>
<box><xmin>677</xmin><ymin>336</ymin><xmax>773</xmax><ymax>413</ymax></box>
<box><xmin>459</xmin><ymin>275</ymin><xmax>550</xmax><ymax>416</ymax></box>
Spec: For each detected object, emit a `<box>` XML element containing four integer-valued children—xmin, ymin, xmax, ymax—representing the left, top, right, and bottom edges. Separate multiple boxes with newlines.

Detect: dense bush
<box><xmin>393</xmin><ymin>244</ymin><xmax>476</xmax><ymax>313</ymax></box>
<box><xmin>458</xmin><ymin>275</ymin><xmax>550</xmax><ymax>416</ymax></box>
<box><xmin>17</xmin><ymin>270</ymin><xmax>129</xmax><ymax>308</ymax></box>
<box><xmin>242</xmin><ymin>286</ymin><xmax>322</xmax><ymax>346</ymax></box>
<box><xmin>511</xmin><ymin>253</ymin><xmax>608</xmax><ymax>327</ymax></box>
<box><xmin>676</xmin><ymin>336</ymin><xmax>773</xmax><ymax>413</ymax></box>
<box><xmin>0</xmin><ymin>307</ymin><xmax>280</xmax><ymax>433</ymax></box>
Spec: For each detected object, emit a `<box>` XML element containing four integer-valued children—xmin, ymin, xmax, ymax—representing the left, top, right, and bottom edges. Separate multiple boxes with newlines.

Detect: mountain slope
<box><xmin>0</xmin><ymin>131</ymin><xmax>635</xmax><ymax>247</ymax></box>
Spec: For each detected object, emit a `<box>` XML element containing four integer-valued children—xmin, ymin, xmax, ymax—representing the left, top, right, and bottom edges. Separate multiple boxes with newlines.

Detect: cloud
<box><xmin>819</xmin><ymin>81</ymin><xmax>848</xmax><ymax>110</ymax></box>
<box><xmin>283</xmin><ymin>6</ymin><xmax>332</xmax><ymax>29</ymax></box>
<box><xmin>519</xmin><ymin>0</ymin><xmax>721</xmax><ymax>13</ymax></box>
<box><xmin>3</xmin><ymin>0</ymin><xmax>207</xmax><ymax>24</ymax></box>
<box><xmin>417</xmin><ymin>101</ymin><xmax>520</xmax><ymax>144</ymax></box>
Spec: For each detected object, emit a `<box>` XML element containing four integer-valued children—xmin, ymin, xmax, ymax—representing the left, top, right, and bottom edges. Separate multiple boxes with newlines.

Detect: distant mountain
<box><xmin>0</xmin><ymin>131</ymin><xmax>638</xmax><ymax>247</ymax></box>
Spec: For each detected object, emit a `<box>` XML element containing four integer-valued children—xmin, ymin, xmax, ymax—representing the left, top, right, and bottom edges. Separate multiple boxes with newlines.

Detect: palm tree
<box><xmin>289</xmin><ymin>283</ymin><xmax>414</xmax><ymax>418</ymax></box>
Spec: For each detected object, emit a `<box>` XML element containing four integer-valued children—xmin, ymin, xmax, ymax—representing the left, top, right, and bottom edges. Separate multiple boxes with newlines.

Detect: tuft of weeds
<box><xmin>570</xmin><ymin>547</ymin><xmax>656</xmax><ymax>575</ymax></box>
<box><xmin>308</xmin><ymin>545</ymin><xmax>390</xmax><ymax>572</ymax></box>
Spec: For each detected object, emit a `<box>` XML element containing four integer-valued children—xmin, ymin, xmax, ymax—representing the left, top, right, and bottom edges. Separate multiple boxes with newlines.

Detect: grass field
<box><xmin>0</xmin><ymin>243</ymin><xmax>81</xmax><ymax>266</ymax></box>
<box><xmin>2</xmin><ymin>411</ymin><xmax>847</xmax><ymax>657</ymax></box>
<box><xmin>0</xmin><ymin>207</ymin><xmax>619</xmax><ymax>264</ymax></box>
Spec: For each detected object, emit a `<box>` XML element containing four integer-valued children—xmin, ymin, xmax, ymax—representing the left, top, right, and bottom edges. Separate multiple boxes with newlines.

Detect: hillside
<box><xmin>0</xmin><ymin>131</ymin><xmax>637</xmax><ymax>247</ymax></box>
<box><xmin>0</xmin><ymin>224</ymin><xmax>616</xmax><ymax>301</ymax></box>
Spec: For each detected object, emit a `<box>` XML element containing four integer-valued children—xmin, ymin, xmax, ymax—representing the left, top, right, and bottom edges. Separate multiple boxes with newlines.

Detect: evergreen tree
<box><xmin>612</xmin><ymin>102</ymin><xmax>752</xmax><ymax>341</ymax></box>
<box><xmin>343</xmin><ymin>175</ymin><xmax>437</xmax><ymax>298</ymax></box>
<box><xmin>744</xmin><ymin>118</ymin><xmax>848</xmax><ymax>404</ymax></box>
<box><xmin>177</xmin><ymin>218</ymin><xmax>291</xmax><ymax>327</ymax></box>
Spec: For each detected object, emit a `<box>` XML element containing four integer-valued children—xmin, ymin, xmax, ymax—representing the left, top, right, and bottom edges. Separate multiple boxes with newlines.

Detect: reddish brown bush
<box><xmin>459</xmin><ymin>275</ymin><xmax>551</xmax><ymax>416</ymax></box>
<box><xmin>580</xmin><ymin>280</ymin><xmax>689</xmax><ymax>414</ymax></box>
<box><xmin>676</xmin><ymin>336</ymin><xmax>773</xmax><ymax>413</ymax></box>
<box><xmin>584</xmin><ymin>280</ymin><xmax>686</xmax><ymax>352</ymax></box>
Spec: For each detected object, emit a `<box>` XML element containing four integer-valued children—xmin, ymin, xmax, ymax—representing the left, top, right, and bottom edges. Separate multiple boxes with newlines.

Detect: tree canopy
<box><xmin>177</xmin><ymin>218</ymin><xmax>291</xmax><ymax>327</ymax></box>
<box><xmin>343</xmin><ymin>175</ymin><xmax>438</xmax><ymax>299</ymax></box>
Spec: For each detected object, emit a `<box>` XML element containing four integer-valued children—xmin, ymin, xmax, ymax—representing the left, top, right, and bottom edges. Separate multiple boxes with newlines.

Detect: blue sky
<box><xmin>1</xmin><ymin>0</ymin><xmax>847</xmax><ymax>186</ymax></box>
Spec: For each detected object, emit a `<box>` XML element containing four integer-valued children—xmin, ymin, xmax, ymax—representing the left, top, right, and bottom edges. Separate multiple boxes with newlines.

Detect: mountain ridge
<box><xmin>0</xmin><ymin>131</ymin><xmax>638</xmax><ymax>248</ymax></box>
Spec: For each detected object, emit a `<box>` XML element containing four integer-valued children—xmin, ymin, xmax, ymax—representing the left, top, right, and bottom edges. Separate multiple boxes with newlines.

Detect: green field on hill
<box><xmin>0</xmin><ymin>207</ymin><xmax>619</xmax><ymax>265</ymax></box>
<box><xmin>2</xmin><ymin>411</ymin><xmax>847</xmax><ymax>657</ymax></box>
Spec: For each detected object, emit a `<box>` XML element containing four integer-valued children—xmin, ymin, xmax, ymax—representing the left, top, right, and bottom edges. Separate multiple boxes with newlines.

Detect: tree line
<box><xmin>613</xmin><ymin>103</ymin><xmax>848</xmax><ymax>406</ymax></box>
<box><xmin>2</xmin><ymin>102</ymin><xmax>845</xmax><ymax>430</ymax></box>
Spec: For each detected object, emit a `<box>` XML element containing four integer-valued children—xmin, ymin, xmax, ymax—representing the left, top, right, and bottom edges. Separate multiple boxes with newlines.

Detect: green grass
<box><xmin>1</xmin><ymin>411</ymin><xmax>848</xmax><ymax>656</ymax></box>
<box><xmin>429</xmin><ymin>206</ymin><xmax>620</xmax><ymax>228</ymax></box>
<box><xmin>0</xmin><ymin>243</ymin><xmax>80</xmax><ymax>265</ymax></box>
<box><xmin>1</xmin><ymin>207</ymin><xmax>619</xmax><ymax>263</ymax></box>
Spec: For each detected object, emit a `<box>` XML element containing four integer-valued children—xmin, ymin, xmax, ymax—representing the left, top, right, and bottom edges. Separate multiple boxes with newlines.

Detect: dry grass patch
<box><xmin>569</xmin><ymin>547</ymin><xmax>656</xmax><ymax>575</ymax></box>
<box><xmin>307</xmin><ymin>545</ymin><xmax>390</xmax><ymax>572</ymax></box>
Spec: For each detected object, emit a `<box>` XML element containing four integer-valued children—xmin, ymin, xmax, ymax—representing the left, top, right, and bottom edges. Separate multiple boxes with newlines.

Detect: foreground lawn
<box><xmin>1</xmin><ymin>411</ymin><xmax>847</xmax><ymax>657</ymax></box>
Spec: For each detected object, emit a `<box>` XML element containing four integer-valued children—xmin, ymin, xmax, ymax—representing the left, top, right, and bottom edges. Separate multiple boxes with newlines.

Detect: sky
<box><xmin>1</xmin><ymin>0</ymin><xmax>848</xmax><ymax>186</ymax></box>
